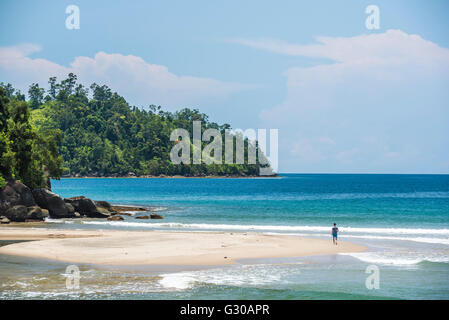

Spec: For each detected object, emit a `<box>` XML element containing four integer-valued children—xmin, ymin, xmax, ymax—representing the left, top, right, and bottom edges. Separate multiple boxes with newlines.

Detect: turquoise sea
<box><xmin>1</xmin><ymin>174</ymin><xmax>449</xmax><ymax>299</ymax></box>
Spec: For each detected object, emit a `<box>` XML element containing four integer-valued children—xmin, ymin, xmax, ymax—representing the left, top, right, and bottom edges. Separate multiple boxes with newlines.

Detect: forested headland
<box><xmin>0</xmin><ymin>73</ymin><xmax>272</xmax><ymax>189</ymax></box>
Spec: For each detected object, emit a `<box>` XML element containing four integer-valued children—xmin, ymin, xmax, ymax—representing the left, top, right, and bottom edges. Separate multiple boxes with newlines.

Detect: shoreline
<box><xmin>60</xmin><ymin>175</ymin><xmax>281</xmax><ymax>179</ymax></box>
<box><xmin>0</xmin><ymin>228</ymin><xmax>366</xmax><ymax>266</ymax></box>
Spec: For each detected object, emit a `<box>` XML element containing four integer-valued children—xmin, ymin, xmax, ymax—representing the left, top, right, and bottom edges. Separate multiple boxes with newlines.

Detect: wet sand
<box><xmin>0</xmin><ymin>228</ymin><xmax>366</xmax><ymax>266</ymax></box>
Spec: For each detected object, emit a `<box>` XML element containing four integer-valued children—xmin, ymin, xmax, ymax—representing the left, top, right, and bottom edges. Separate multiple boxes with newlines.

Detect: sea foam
<box><xmin>340</xmin><ymin>252</ymin><xmax>449</xmax><ymax>266</ymax></box>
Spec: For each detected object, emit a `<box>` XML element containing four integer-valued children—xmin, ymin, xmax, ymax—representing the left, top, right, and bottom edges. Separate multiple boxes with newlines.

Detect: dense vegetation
<box><xmin>0</xmin><ymin>85</ymin><xmax>62</xmax><ymax>189</ymax></box>
<box><xmin>0</xmin><ymin>74</ymin><xmax>269</xmax><ymax>187</ymax></box>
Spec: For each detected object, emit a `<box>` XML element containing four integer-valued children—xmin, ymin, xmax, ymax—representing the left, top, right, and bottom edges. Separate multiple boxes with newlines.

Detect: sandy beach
<box><xmin>0</xmin><ymin>227</ymin><xmax>366</xmax><ymax>266</ymax></box>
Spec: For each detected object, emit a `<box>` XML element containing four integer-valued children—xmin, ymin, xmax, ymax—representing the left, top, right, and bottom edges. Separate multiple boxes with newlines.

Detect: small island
<box><xmin>0</xmin><ymin>76</ymin><xmax>275</xmax><ymax>224</ymax></box>
<box><xmin>1</xmin><ymin>75</ymin><xmax>274</xmax><ymax>182</ymax></box>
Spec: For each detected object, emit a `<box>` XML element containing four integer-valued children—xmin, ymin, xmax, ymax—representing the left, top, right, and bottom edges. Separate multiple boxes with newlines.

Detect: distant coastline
<box><xmin>61</xmin><ymin>174</ymin><xmax>281</xmax><ymax>179</ymax></box>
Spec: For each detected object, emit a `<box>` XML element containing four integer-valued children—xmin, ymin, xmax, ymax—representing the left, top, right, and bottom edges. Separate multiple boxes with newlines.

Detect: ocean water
<box><xmin>1</xmin><ymin>174</ymin><xmax>449</xmax><ymax>299</ymax></box>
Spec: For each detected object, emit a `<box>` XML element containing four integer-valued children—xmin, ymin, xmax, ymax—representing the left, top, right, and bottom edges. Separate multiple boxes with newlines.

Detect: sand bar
<box><xmin>0</xmin><ymin>227</ymin><xmax>366</xmax><ymax>265</ymax></box>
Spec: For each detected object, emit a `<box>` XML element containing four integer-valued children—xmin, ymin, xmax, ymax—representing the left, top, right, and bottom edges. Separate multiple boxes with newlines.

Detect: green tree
<box><xmin>7</xmin><ymin>99</ymin><xmax>40</xmax><ymax>187</ymax></box>
<box><xmin>0</xmin><ymin>88</ymin><xmax>13</xmax><ymax>180</ymax></box>
<box><xmin>47</xmin><ymin>77</ymin><xmax>58</xmax><ymax>100</ymax></box>
<box><xmin>0</xmin><ymin>82</ymin><xmax>15</xmax><ymax>98</ymax></box>
<box><xmin>28</xmin><ymin>83</ymin><xmax>45</xmax><ymax>109</ymax></box>
<box><xmin>3</xmin><ymin>74</ymin><xmax>273</xmax><ymax>180</ymax></box>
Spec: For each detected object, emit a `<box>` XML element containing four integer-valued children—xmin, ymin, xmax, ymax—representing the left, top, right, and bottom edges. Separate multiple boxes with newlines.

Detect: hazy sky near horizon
<box><xmin>0</xmin><ymin>0</ymin><xmax>448</xmax><ymax>173</ymax></box>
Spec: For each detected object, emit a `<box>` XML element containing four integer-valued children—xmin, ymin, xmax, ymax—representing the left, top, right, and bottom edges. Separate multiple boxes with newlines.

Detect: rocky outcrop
<box><xmin>65</xmin><ymin>203</ymin><xmax>75</xmax><ymax>214</ymax></box>
<box><xmin>26</xmin><ymin>206</ymin><xmax>49</xmax><ymax>221</ymax></box>
<box><xmin>64</xmin><ymin>196</ymin><xmax>112</xmax><ymax>218</ymax></box>
<box><xmin>95</xmin><ymin>206</ymin><xmax>111</xmax><ymax>215</ymax></box>
<box><xmin>110</xmin><ymin>205</ymin><xmax>147</xmax><ymax>213</ymax></box>
<box><xmin>94</xmin><ymin>200</ymin><xmax>115</xmax><ymax>212</ymax></box>
<box><xmin>64</xmin><ymin>196</ymin><xmax>95</xmax><ymax>214</ymax></box>
<box><xmin>32</xmin><ymin>189</ymin><xmax>74</xmax><ymax>218</ymax></box>
<box><xmin>4</xmin><ymin>205</ymin><xmax>28</xmax><ymax>222</ymax></box>
<box><xmin>0</xmin><ymin>180</ymin><xmax>35</xmax><ymax>215</ymax></box>
<box><xmin>0</xmin><ymin>201</ymin><xmax>9</xmax><ymax>217</ymax></box>
<box><xmin>107</xmin><ymin>215</ymin><xmax>124</xmax><ymax>221</ymax></box>
<box><xmin>0</xmin><ymin>179</ymin><xmax>153</xmax><ymax>222</ymax></box>
<box><xmin>0</xmin><ymin>178</ymin><xmax>138</xmax><ymax>223</ymax></box>
<box><xmin>134</xmin><ymin>214</ymin><xmax>164</xmax><ymax>220</ymax></box>
<box><xmin>0</xmin><ymin>216</ymin><xmax>10</xmax><ymax>224</ymax></box>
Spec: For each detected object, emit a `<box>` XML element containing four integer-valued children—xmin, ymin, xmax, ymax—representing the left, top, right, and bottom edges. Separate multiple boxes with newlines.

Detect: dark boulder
<box><xmin>135</xmin><ymin>215</ymin><xmax>150</xmax><ymax>219</ymax></box>
<box><xmin>64</xmin><ymin>196</ymin><xmax>96</xmax><ymax>213</ymax></box>
<box><xmin>107</xmin><ymin>215</ymin><xmax>124</xmax><ymax>221</ymax></box>
<box><xmin>26</xmin><ymin>206</ymin><xmax>49</xmax><ymax>221</ymax></box>
<box><xmin>0</xmin><ymin>216</ymin><xmax>10</xmax><ymax>224</ymax></box>
<box><xmin>5</xmin><ymin>205</ymin><xmax>28</xmax><ymax>222</ymax></box>
<box><xmin>94</xmin><ymin>200</ymin><xmax>116</xmax><ymax>213</ymax></box>
<box><xmin>0</xmin><ymin>180</ymin><xmax>35</xmax><ymax>215</ymax></box>
<box><xmin>64</xmin><ymin>196</ymin><xmax>110</xmax><ymax>218</ymax></box>
<box><xmin>115</xmin><ymin>211</ymin><xmax>132</xmax><ymax>216</ymax></box>
<box><xmin>32</xmin><ymin>189</ymin><xmax>73</xmax><ymax>218</ymax></box>
<box><xmin>150</xmin><ymin>214</ymin><xmax>163</xmax><ymax>219</ymax></box>
<box><xmin>110</xmin><ymin>205</ymin><xmax>146</xmax><ymax>213</ymax></box>
<box><xmin>65</xmin><ymin>203</ymin><xmax>75</xmax><ymax>214</ymax></box>
<box><xmin>0</xmin><ymin>201</ymin><xmax>9</xmax><ymax>216</ymax></box>
<box><xmin>96</xmin><ymin>206</ymin><xmax>112</xmax><ymax>215</ymax></box>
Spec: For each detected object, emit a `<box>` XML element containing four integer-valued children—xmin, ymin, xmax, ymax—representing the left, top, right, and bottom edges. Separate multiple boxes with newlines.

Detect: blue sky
<box><xmin>1</xmin><ymin>0</ymin><xmax>448</xmax><ymax>173</ymax></box>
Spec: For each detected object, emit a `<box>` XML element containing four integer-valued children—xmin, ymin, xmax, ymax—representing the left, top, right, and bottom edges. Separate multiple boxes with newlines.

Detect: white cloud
<box><xmin>238</xmin><ymin>30</ymin><xmax>449</xmax><ymax>173</ymax></box>
<box><xmin>232</xmin><ymin>30</ymin><xmax>449</xmax><ymax>67</ymax></box>
<box><xmin>0</xmin><ymin>44</ymin><xmax>252</xmax><ymax>108</ymax></box>
<box><xmin>0</xmin><ymin>44</ymin><xmax>70</xmax><ymax>86</ymax></box>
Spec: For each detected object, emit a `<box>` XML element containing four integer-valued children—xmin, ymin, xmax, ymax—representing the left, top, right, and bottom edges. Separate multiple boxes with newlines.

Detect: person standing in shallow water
<box><xmin>332</xmin><ymin>223</ymin><xmax>339</xmax><ymax>245</ymax></box>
